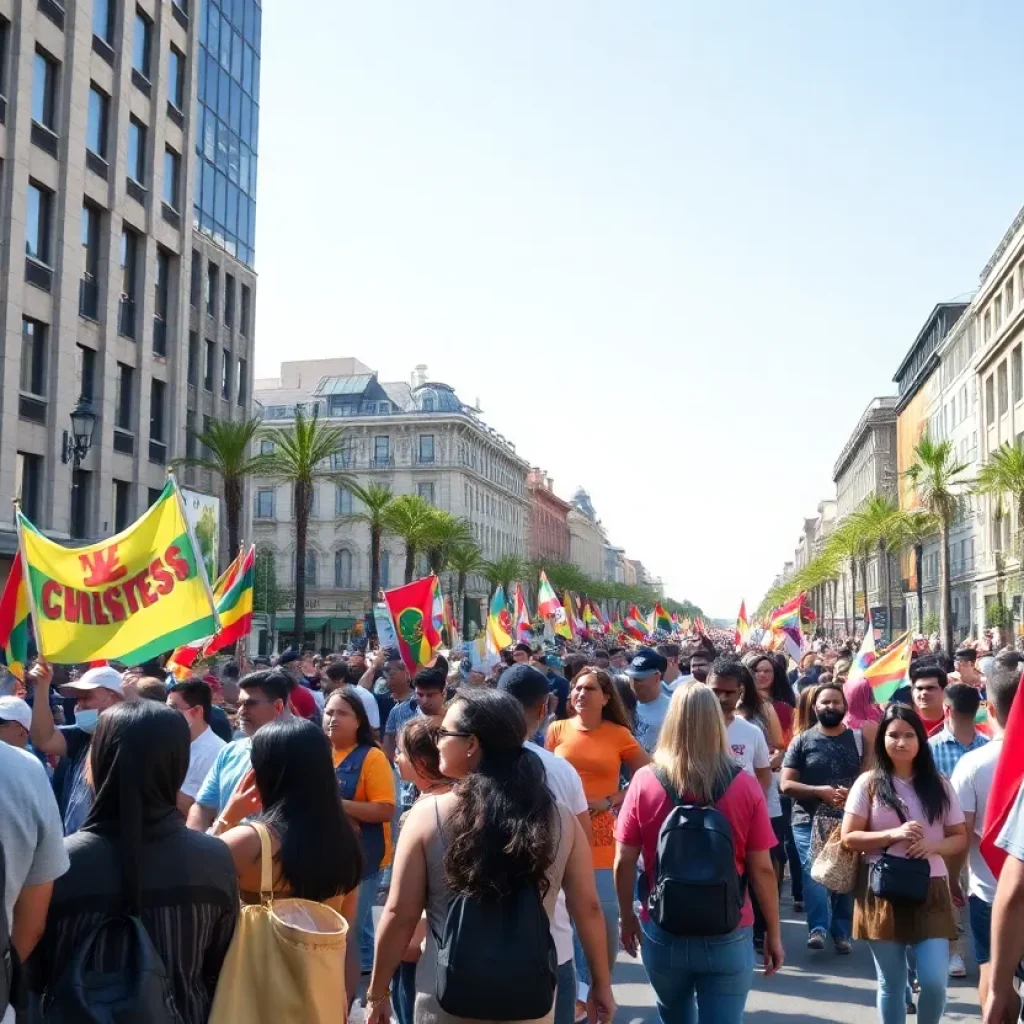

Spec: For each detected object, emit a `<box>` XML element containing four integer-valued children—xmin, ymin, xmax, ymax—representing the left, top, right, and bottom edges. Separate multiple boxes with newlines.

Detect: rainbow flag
<box><xmin>653</xmin><ymin>603</ymin><xmax>672</xmax><ymax>633</ymax></box>
<box><xmin>734</xmin><ymin>600</ymin><xmax>750</xmax><ymax>649</ymax></box>
<box><xmin>486</xmin><ymin>585</ymin><xmax>514</xmax><ymax>653</ymax></box>
<box><xmin>0</xmin><ymin>554</ymin><xmax>31</xmax><ymax>680</ymax></box>
<box><xmin>846</xmin><ymin>618</ymin><xmax>876</xmax><ymax>684</ymax></box>
<box><xmin>383</xmin><ymin>575</ymin><xmax>443</xmax><ymax>673</ymax></box>
<box><xmin>624</xmin><ymin>605</ymin><xmax>649</xmax><ymax>641</ymax></box>
<box><xmin>864</xmin><ymin>634</ymin><xmax>912</xmax><ymax>703</ymax></box>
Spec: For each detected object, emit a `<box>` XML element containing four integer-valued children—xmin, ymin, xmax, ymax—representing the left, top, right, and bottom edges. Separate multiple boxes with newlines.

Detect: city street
<box><xmin>611</xmin><ymin>893</ymin><xmax>983</xmax><ymax>1023</ymax></box>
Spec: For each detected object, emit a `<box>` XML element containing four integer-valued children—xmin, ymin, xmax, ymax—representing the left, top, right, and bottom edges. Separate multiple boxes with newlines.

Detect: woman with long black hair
<box><xmin>30</xmin><ymin>701</ymin><xmax>239</xmax><ymax>1023</ymax></box>
<box><xmin>218</xmin><ymin>717</ymin><xmax>364</xmax><ymax>1004</ymax></box>
<box><xmin>842</xmin><ymin>703</ymin><xmax>968</xmax><ymax>1024</ymax></box>
<box><xmin>366</xmin><ymin>688</ymin><xmax>615</xmax><ymax>1024</ymax></box>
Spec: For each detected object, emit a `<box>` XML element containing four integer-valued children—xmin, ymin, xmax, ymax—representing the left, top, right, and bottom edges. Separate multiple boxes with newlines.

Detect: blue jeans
<box><xmin>640</xmin><ymin>919</ymin><xmax>755</xmax><ymax>1024</ymax></box>
<box><xmin>554</xmin><ymin>959</ymin><xmax>576</xmax><ymax>1024</ymax></box>
<box><xmin>357</xmin><ymin>869</ymin><xmax>382</xmax><ymax>972</ymax></box>
<box><xmin>791</xmin><ymin>821</ymin><xmax>853</xmax><ymax>941</ymax></box>
<box><xmin>572</xmin><ymin>868</ymin><xmax>618</xmax><ymax>993</ymax></box>
<box><xmin>868</xmin><ymin>938</ymin><xmax>948</xmax><ymax>1024</ymax></box>
<box><xmin>780</xmin><ymin>795</ymin><xmax>802</xmax><ymax>902</ymax></box>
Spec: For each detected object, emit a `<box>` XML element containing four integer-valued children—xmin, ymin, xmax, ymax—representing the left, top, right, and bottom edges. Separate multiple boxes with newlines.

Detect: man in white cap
<box><xmin>0</xmin><ymin>694</ymin><xmax>31</xmax><ymax>749</ymax></box>
<box><xmin>28</xmin><ymin>661</ymin><xmax>123</xmax><ymax>835</ymax></box>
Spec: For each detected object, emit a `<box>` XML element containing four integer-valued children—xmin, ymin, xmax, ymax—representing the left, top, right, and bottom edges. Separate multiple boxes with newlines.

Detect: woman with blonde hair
<box><xmin>614</xmin><ymin>682</ymin><xmax>784</xmax><ymax>1023</ymax></box>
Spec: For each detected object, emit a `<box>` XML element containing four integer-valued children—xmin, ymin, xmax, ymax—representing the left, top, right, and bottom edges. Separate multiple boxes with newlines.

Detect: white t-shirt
<box><xmin>951</xmin><ymin>736</ymin><xmax>1001</xmax><ymax>904</ymax></box>
<box><xmin>635</xmin><ymin>693</ymin><xmax>671</xmax><ymax>753</ymax></box>
<box><xmin>182</xmin><ymin>726</ymin><xmax>227</xmax><ymax>799</ymax></box>
<box><xmin>725</xmin><ymin>716</ymin><xmax>770</xmax><ymax>780</ymax></box>
<box><xmin>525</xmin><ymin>741</ymin><xmax>588</xmax><ymax>966</ymax></box>
<box><xmin>353</xmin><ymin>684</ymin><xmax>381</xmax><ymax>730</ymax></box>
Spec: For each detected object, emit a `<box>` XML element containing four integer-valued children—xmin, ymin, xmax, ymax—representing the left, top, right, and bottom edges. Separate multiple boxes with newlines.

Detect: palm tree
<box><xmin>424</xmin><ymin>512</ymin><xmax>474</xmax><ymax>576</ymax></box>
<box><xmin>384</xmin><ymin>494</ymin><xmax>438</xmax><ymax>584</ymax></box>
<box><xmin>823</xmin><ymin>521</ymin><xmax>862</xmax><ymax>637</ymax></box>
<box><xmin>905</xmin><ymin>435</ymin><xmax>969</xmax><ymax>653</ymax></box>
<box><xmin>342</xmin><ymin>483</ymin><xmax>394</xmax><ymax>610</ymax></box>
<box><xmin>483</xmin><ymin>555</ymin><xmax>528</xmax><ymax>597</ymax></box>
<box><xmin>173</xmin><ymin>414</ymin><xmax>267</xmax><ymax>568</ymax></box>
<box><xmin>976</xmin><ymin>441</ymin><xmax>1024</xmax><ymax>593</ymax></box>
<box><xmin>889</xmin><ymin>508</ymin><xmax>940</xmax><ymax>635</ymax></box>
<box><xmin>259</xmin><ymin>407</ymin><xmax>351</xmax><ymax>646</ymax></box>
<box><xmin>848</xmin><ymin>495</ymin><xmax>904</xmax><ymax>640</ymax></box>
<box><xmin>446</xmin><ymin>543</ymin><xmax>486</xmax><ymax>639</ymax></box>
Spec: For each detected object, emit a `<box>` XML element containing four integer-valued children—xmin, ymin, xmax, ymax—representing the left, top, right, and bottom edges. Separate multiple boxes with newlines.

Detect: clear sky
<box><xmin>253</xmin><ymin>1</ymin><xmax>1024</xmax><ymax>617</ymax></box>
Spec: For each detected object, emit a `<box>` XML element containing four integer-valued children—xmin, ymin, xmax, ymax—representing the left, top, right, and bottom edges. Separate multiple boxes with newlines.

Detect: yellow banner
<box><xmin>19</xmin><ymin>476</ymin><xmax>218</xmax><ymax>665</ymax></box>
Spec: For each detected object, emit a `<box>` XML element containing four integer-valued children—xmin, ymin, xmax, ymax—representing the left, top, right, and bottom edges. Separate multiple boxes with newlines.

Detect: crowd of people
<box><xmin>2</xmin><ymin>630</ymin><xmax>1024</xmax><ymax>1023</ymax></box>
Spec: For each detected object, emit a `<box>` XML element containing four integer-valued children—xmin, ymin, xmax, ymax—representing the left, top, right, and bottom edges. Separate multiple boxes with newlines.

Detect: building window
<box><xmin>115</xmin><ymin>363</ymin><xmax>133</xmax><ymax>429</ymax></box>
<box><xmin>87</xmin><ymin>85</ymin><xmax>109</xmax><ymax>158</ymax></box>
<box><xmin>153</xmin><ymin>249</ymin><xmax>171</xmax><ymax>356</ymax></box>
<box><xmin>1009</xmin><ymin>279</ymin><xmax>1016</xmax><ymax>312</ymax></box>
<box><xmin>127</xmin><ymin>117</ymin><xmax>146</xmax><ymax>183</ymax></box>
<box><xmin>71</xmin><ymin>470</ymin><xmax>92</xmax><ymax>539</ymax></box>
<box><xmin>80</xmin><ymin>203</ymin><xmax>101</xmax><ymax>319</ymax></box>
<box><xmin>303</xmin><ymin>550</ymin><xmax>318</xmax><ymax>586</ymax></box>
<box><xmin>255</xmin><ymin>488</ymin><xmax>274</xmax><ymax>518</ymax></box>
<box><xmin>150</xmin><ymin>379</ymin><xmax>166</xmax><ymax>442</ymax></box>
<box><xmin>225</xmin><ymin>273</ymin><xmax>235</xmax><ymax>327</ymax></box>
<box><xmin>221</xmin><ymin>348</ymin><xmax>231</xmax><ymax>399</ymax></box>
<box><xmin>190</xmin><ymin>249</ymin><xmax>201</xmax><ymax>306</ymax></box>
<box><xmin>999</xmin><ymin>361</ymin><xmax>1009</xmax><ymax>416</ymax></box>
<box><xmin>996</xmin><ymin>295</ymin><xmax>1004</xmax><ymax>329</ymax></box>
<box><xmin>336</xmin><ymin>486</ymin><xmax>353</xmax><ymax>516</ymax></box>
<box><xmin>77</xmin><ymin>344</ymin><xmax>97</xmax><ymax>401</ymax></box>
<box><xmin>986</xmin><ymin>375</ymin><xmax>995</xmax><ymax>427</ymax></box>
<box><xmin>187</xmin><ymin>331</ymin><xmax>198</xmax><ymax>386</ymax></box>
<box><xmin>185</xmin><ymin>409</ymin><xmax>196</xmax><ymax>459</ymax></box>
<box><xmin>335</xmin><ymin>550</ymin><xmax>353</xmax><ymax>589</ymax></box>
<box><xmin>163</xmin><ymin>147</ymin><xmax>180</xmax><ymax>208</ymax></box>
<box><xmin>984</xmin><ymin>310</ymin><xmax>992</xmax><ymax>342</ymax></box>
<box><xmin>133</xmin><ymin>10</ymin><xmax>152</xmax><ymax>78</ymax></box>
<box><xmin>417</xmin><ymin>482</ymin><xmax>435</xmax><ymax>504</ymax></box>
<box><xmin>206</xmin><ymin>262</ymin><xmax>218</xmax><ymax>317</ymax></box>
<box><xmin>379</xmin><ymin>550</ymin><xmax>390</xmax><ymax>589</ymax></box>
<box><xmin>168</xmin><ymin>44</ymin><xmax>185</xmax><ymax>109</ymax></box>
<box><xmin>373</xmin><ymin>436</ymin><xmax>390</xmax><ymax>464</ymax></box>
<box><xmin>418</xmin><ymin>435</ymin><xmax>435</xmax><ymax>464</ymax></box>
<box><xmin>20</xmin><ymin>319</ymin><xmax>47</xmax><ymax>397</ymax></box>
<box><xmin>113</xmin><ymin>479</ymin><xmax>132</xmax><ymax>532</ymax></box>
<box><xmin>204</xmin><ymin>340</ymin><xmax>215</xmax><ymax>390</ymax></box>
<box><xmin>1015</xmin><ymin>346</ymin><xmax>1023</xmax><ymax>406</ymax></box>
<box><xmin>120</xmin><ymin>229</ymin><xmax>139</xmax><ymax>338</ymax></box>
<box><xmin>93</xmin><ymin>0</ymin><xmax>115</xmax><ymax>43</ymax></box>
<box><xmin>237</xmin><ymin>358</ymin><xmax>247</xmax><ymax>406</ymax></box>
<box><xmin>32</xmin><ymin>50</ymin><xmax>58</xmax><ymax>131</ymax></box>
<box><xmin>240</xmin><ymin>284</ymin><xmax>251</xmax><ymax>335</ymax></box>
<box><xmin>16</xmin><ymin>453</ymin><xmax>43</xmax><ymax>524</ymax></box>
<box><xmin>25</xmin><ymin>182</ymin><xmax>53</xmax><ymax>265</ymax></box>
<box><xmin>259</xmin><ymin>439</ymin><xmax>274</xmax><ymax>455</ymax></box>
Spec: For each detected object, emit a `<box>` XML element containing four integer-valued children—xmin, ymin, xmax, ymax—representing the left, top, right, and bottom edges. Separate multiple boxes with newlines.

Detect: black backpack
<box><xmin>434</xmin><ymin>884</ymin><xmax>557</xmax><ymax>1021</ymax></box>
<box><xmin>431</xmin><ymin>802</ymin><xmax>557</xmax><ymax>1021</ymax></box>
<box><xmin>646</xmin><ymin>764</ymin><xmax>745</xmax><ymax>937</ymax></box>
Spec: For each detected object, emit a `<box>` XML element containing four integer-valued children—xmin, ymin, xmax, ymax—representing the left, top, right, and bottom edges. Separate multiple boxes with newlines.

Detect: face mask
<box><xmin>817</xmin><ymin>709</ymin><xmax>844</xmax><ymax>728</ymax></box>
<box><xmin>75</xmin><ymin>708</ymin><xmax>100</xmax><ymax>734</ymax></box>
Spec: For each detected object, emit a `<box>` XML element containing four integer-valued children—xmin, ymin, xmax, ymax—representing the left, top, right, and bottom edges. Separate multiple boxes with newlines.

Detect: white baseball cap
<box><xmin>0</xmin><ymin>695</ymin><xmax>32</xmax><ymax>731</ymax></box>
<box><xmin>59</xmin><ymin>665</ymin><xmax>124</xmax><ymax>698</ymax></box>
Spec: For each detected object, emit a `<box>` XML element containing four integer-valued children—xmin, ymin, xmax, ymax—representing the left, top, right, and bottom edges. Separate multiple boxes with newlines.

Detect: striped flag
<box><xmin>0</xmin><ymin>554</ymin><xmax>30</xmax><ymax>680</ymax></box>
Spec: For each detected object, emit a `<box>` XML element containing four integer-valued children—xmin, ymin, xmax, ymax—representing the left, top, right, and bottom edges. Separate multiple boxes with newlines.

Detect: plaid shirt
<box><xmin>928</xmin><ymin>726</ymin><xmax>988</xmax><ymax>779</ymax></box>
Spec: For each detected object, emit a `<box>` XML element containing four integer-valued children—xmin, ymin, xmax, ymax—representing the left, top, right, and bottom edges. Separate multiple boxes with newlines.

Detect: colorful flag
<box><xmin>486</xmin><ymin>585</ymin><xmax>514</xmax><ymax>653</ymax></box>
<box><xmin>582</xmin><ymin>601</ymin><xmax>600</xmax><ymax>634</ymax></box>
<box><xmin>383</xmin><ymin>575</ymin><xmax>444</xmax><ymax>673</ymax></box>
<box><xmin>0</xmin><ymin>553</ymin><xmax>31</xmax><ymax>680</ymax></box>
<box><xmin>19</xmin><ymin>475</ymin><xmax>217</xmax><ymax>666</ymax></box>
<box><xmin>863</xmin><ymin>634</ymin><xmax>911</xmax><ymax>703</ymax></box>
<box><xmin>981</xmin><ymin>668</ymin><xmax>1024</xmax><ymax>878</ymax></box>
<box><xmin>443</xmin><ymin>594</ymin><xmax>458</xmax><ymax>644</ymax></box>
<box><xmin>536</xmin><ymin>571</ymin><xmax>561</xmax><ymax>619</ymax></box>
<box><xmin>734</xmin><ymin>600</ymin><xmax>750</xmax><ymax>649</ymax></box>
<box><xmin>563</xmin><ymin>591</ymin><xmax>584</xmax><ymax>639</ymax></box>
<box><xmin>168</xmin><ymin>545</ymin><xmax>255</xmax><ymax>678</ymax></box>
<box><xmin>846</xmin><ymin>618</ymin><xmax>876</xmax><ymax>684</ymax></box>
<box><xmin>679</xmin><ymin>616</ymin><xmax>691</xmax><ymax>633</ymax></box>
<box><xmin>624</xmin><ymin>605</ymin><xmax>649</xmax><ymax>641</ymax></box>
<box><xmin>514</xmin><ymin>584</ymin><xmax>532</xmax><ymax>642</ymax></box>
<box><xmin>653</xmin><ymin>603</ymin><xmax>672</xmax><ymax>633</ymax></box>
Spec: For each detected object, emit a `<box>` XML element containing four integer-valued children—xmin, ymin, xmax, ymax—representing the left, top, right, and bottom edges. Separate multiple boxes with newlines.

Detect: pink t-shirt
<box><xmin>615</xmin><ymin>765</ymin><xmax>777</xmax><ymax>928</ymax></box>
<box><xmin>845</xmin><ymin>773</ymin><xmax>964</xmax><ymax>878</ymax></box>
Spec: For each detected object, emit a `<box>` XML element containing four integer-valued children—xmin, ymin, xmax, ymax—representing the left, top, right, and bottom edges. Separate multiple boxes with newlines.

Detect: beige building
<box><xmin>252</xmin><ymin>359</ymin><xmax>530</xmax><ymax>647</ymax></box>
<box><xmin>567</xmin><ymin>487</ymin><xmax>606</xmax><ymax>581</ymax></box>
<box><xmin>1</xmin><ymin>0</ymin><xmax>257</xmax><ymax>575</ymax></box>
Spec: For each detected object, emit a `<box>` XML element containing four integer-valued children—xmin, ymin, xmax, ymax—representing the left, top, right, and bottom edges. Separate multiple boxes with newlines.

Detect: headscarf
<box><xmin>844</xmin><ymin>677</ymin><xmax>881</xmax><ymax>730</ymax></box>
<box><xmin>81</xmin><ymin>701</ymin><xmax>190</xmax><ymax>909</ymax></box>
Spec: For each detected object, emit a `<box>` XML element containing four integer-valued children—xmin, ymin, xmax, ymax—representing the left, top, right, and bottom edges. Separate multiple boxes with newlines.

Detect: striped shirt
<box><xmin>30</xmin><ymin>824</ymin><xmax>238</xmax><ymax>1023</ymax></box>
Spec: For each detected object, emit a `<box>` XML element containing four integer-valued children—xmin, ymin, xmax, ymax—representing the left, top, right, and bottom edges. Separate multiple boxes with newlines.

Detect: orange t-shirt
<box><xmin>545</xmin><ymin>719</ymin><xmax>643</xmax><ymax>869</ymax></box>
<box><xmin>332</xmin><ymin>745</ymin><xmax>396</xmax><ymax>867</ymax></box>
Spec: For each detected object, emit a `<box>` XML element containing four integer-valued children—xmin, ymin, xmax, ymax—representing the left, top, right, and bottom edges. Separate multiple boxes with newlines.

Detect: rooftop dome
<box><xmin>572</xmin><ymin>488</ymin><xmax>597</xmax><ymax>520</ymax></box>
<box><xmin>412</xmin><ymin>382</ymin><xmax>462</xmax><ymax>413</ymax></box>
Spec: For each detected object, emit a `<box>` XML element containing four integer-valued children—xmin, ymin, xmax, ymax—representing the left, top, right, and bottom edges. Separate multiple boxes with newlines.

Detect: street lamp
<box><xmin>61</xmin><ymin>397</ymin><xmax>97</xmax><ymax>468</ymax></box>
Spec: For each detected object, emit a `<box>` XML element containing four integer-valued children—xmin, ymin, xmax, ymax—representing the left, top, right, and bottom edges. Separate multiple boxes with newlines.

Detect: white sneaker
<box><xmin>948</xmin><ymin>953</ymin><xmax>967</xmax><ymax>978</ymax></box>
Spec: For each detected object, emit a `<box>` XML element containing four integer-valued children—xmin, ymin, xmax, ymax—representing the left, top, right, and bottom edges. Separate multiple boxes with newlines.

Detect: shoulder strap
<box><xmin>652</xmin><ymin>763</ymin><xmax>738</xmax><ymax>808</ymax></box>
<box><xmin>650</xmin><ymin>764</ymin><xmax>682</xmax><ymax>806</ymax></box>
<box><xmin>852</xmin><ymin>728</ymin><xmax>863</xmax><ymax>759</ymax></box>
<box><xmin>248</xmin><ymin>821</ymin><xmax>275</xmax><ymax>904</ymax></box>
<box><xmin>710</xmin><ymin>764</ymin><xmax>741</xmax><ymax>805</ymax></box>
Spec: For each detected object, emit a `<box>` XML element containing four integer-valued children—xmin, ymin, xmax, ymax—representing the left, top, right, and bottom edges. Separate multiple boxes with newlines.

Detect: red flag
<box><xmin>981</xmin><ymin>667</ymin><xmax>1024</xmax><ymax>877</ymax></box>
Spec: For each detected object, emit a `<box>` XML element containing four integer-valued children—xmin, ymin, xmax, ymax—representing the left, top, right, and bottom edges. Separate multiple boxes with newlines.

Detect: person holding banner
<box><xmin>28</xmin><ymin>662</ymin><xmax>125</xmax><ymax>835</ymax></box>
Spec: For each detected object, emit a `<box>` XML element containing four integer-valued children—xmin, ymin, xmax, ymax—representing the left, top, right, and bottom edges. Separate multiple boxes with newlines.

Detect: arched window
<box><xmin>305</xmin><ymin>550</ymin><xmax>318</xmax><ymax>586</ymax></box>
<box><xmin>379</xmin><ymin>550</ymin><xmax>390</xmax><ymax>589</ymax></box>
<box><xmin>335</xmin><ymin>549</ymin><xmax>353</xmax><ymax>589</ymax></box>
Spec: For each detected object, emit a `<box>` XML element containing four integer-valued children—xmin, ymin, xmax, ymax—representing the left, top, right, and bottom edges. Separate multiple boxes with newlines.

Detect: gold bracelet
<box><xmin>366</xmin><ymin>989</ymin><xmax>391</xmax><ymax>1010</ymax></box>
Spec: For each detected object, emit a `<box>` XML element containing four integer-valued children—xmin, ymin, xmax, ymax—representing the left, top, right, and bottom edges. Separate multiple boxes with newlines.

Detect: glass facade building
<box><xmin>195</xmin><ymin>0</ymin><xmax>261</xmax><ymax>267</ymax></box>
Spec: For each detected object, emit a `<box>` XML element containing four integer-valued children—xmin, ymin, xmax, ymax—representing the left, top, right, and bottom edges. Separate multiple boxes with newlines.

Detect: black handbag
<box><xmin>868</xmin><ymin>800</ymin><xmax>930</xmax><ymax>907</ymax></box>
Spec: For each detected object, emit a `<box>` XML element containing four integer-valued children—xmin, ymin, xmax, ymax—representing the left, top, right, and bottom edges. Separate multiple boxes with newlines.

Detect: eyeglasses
<box><xmin>433</xmin><ymin>727</ymin><xmax>472</xmax><ymax>742</ymax></box>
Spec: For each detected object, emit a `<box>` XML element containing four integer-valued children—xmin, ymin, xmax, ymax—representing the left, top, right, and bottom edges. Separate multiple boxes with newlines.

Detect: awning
<box><xmin>324</xmin><ymin>617</ymin><xmax>357</xmax><ymax>631</ymax></box>
<box><xmin>273</xmin><ymin>615</ymin><xmax>334</xmax><ymax>631</ymax></box>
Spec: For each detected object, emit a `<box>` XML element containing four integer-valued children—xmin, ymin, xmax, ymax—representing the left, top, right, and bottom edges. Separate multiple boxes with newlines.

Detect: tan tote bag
<box><xmin>209</xmin><ymin>821</ymin><xmax>349</xmax><ymax>1023</ymax></box>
